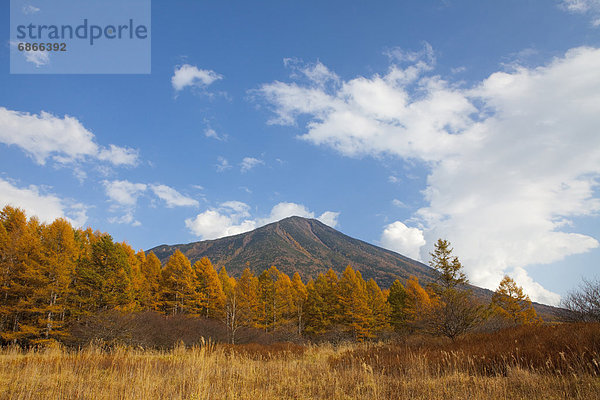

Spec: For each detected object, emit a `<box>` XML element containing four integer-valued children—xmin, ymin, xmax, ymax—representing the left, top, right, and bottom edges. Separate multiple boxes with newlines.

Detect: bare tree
<box><xmin>561</xmin><ymin>278</ymin><xmax>600</xmax><ymax>322</ymax></box>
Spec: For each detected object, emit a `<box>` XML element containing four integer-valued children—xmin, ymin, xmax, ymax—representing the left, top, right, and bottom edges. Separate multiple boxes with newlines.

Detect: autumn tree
<box><xmin>140</xmin><ymin>252</ymin><xmax>161</xmax><ymax>310</ymax></box>
<box><xmin>492</xmin><ymin>275</ymin><xmax>540</xmax><ymax>325</ymax></box>
<box><xmin>235</xmin><ymin>268</ymin><xmax>260</xmax><ymax>331</ymax></box>
<box><xmin>291</xmin><ymin>272</ymin><xmax>307</xmax><ymax>335</ymax></box>
<box><xmin>338</xmin><ymin>265</ymin><xmax>372</xmax><ymax>340</ymax></box>
<box><xmin>0</xmin><ymin>207</ymin><xmax>45</xmax><ymax>344</ymax></box>
<box><xmin>404</xmin><ymin>276</ymin><xmax>434</xmax><ymax>330</ymax></box>
<box><xmin>366</xmin><ymin>279</ymin><xmax>390</xmax><ymax>334</ymax></box>
<box><xmin>36</xmin><ymin>218</ymin><xmax>78</xmax><ymax>343</ymax></box>
<box><xmin>218</xmin><ymin>267</ymin><xmax>239</xmax><ymax>343</ymax></box>
<box><xmin>159</xmin><ymin>250</ymin><xmax>199</xmax><ymax>315</ymax></box>
<box><xmin>193</xmin><ymin>257</ymin><xmax>226</xmax><ymax>318</ymax></box>
<box><xmin>273</xmin><ymin>271</ymin><xmax>295</xmax><ymax>328</ymax></box>
<box><xmin>257</xmin><ymin>266</ymin><xmax>279</xmax><ymax>331</ymax></box>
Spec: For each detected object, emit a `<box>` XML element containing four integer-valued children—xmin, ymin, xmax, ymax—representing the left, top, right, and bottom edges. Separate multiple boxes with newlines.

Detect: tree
<box><xmin>338</xmin><ymin>265</ymin><xmax>372</xmax><ymax>340</ymax></box>
<box><xmin>273</xmin><ymin>271</ymin><xmax>295</xmax><ymax>328</ymax></box>
<box><xmin>366</xmin><ymin>279</ymin><xmax>390</xmax><ymax>334</ymax></box>
<box><xmin>159</xmin><ymin>250</ymin><xmax>199</xmax><ymax>315</ymax></box>
<box><xmin>429</xmin><ymin>239</ymin><xmax>467</xmax><ymax>291</ymax></box>
<box><xmin>193</xmin><ymin>257</ymin><xmax>226</xmax><ymax>319</ymax></box>
<box><xmin>492</xmin><ymin>276</ymin><xmax>540</xmax><ymax>325</ymax></box>
<box><xmin>257</xmin><ymin>266</ymin><xmax>279</xmax><ymax>331</ymax></box>
<box><xmin>387</xmin><ymin>280</ymin><xmax>409</xmax><ymax>333</ymax></box>
<box><xmin>426</xmin><ymin>239</ymin><xmax>483</xmax><ymax>339</ymax></box>
<box><xmin>37</xmin><ymin>218</ymin><xmax>78</xmax><ymax>343</ymax></box>
<box><xmin>140</xmin><ymin>252</ymin><xmax>161</xmax><ymax>310</ymax></box>
<box><xmin>0</xmin><ymin>207</ymin><xmax>45</xmax><ymax>344</ymax></box>
<box><xmin>562</xmin><ymin>278</ymin><xmax>600</xmax><ymax>322</ymax></box>
<box><xmin>218</xmin><ymin>267</ymin><xmax>239</xmax><ymax>343</ymax></box>
<box><xmin>235</xmin><ymin>268</ymin><xmax>260</xmax><ymax>330</ymax></box>
<box><xmin>404</xmin><ymin>276</ymin><xmax>434</xmax><ymax>330</ymax></box>
<box><xmin>291</xmin><ymin>272</ymin><xmax>307</xmax><ymax>335</ymax></box>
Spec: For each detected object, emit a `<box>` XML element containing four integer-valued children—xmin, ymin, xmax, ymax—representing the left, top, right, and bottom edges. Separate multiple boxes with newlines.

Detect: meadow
<box><xmin>1</xmin><ymin>323</ymin><xmax>599</xmax><ymax>400</ymax></box>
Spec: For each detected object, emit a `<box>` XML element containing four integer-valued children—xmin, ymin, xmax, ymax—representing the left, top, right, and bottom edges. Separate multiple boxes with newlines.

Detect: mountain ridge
<box><xmin>148</xmin><ymin>216</ymin><xmax>561</xmax><ymax>319</ymax></box>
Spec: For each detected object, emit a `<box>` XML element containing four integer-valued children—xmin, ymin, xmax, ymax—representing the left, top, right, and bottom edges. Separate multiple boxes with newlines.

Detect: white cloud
<box><xmin>108</xmin><ymin>211</ymin><xmax>141</xmax><ymax>227</ymax></box>
<box><xmin>317</xmin><ymin>211</ymin><xmax>340</xmax><ymax>228</ymax></box>
<box><xmin>0</xmin><ymin>107</ymin><xmax>139</xmax><ymax>166</ymax></box>
<box><xmin>103</xmin><ymin>180</ymin><xmax>147</xmax><ymax>206</ymax></box>
<box><xmin>392</xmin><ymin>199</ymin><xmax>408</xmax><ymax>208</ymax></box>
<box><xmin>150</xmin><ymin>184</ymin><xmax>199</xmax><ymax>208</ymax></box>
<box><xmin>240</xmin><ymin>157</ymin><xmax>264</xmax><ymax>173</ymax></box>
<box><xmin>562</xmin><ymin>0</ymin><xmax>600</xmax><ymax>13</ymax></box>
<box><xmin>267</xmin><ymin>202</ymin><xmax>314</xmax><ymax>221</ymax></box>
<box><xmin>171</xmin><ymin>64</ymin><xmax>223</xmax><ymax>91</ymax></box>
<box><xmin>216</xmin><ymin>156</ymin><xmax>231</xmax><ymax>172</ymax></box>
<box><xmin>380</xmin><ymin>221</ymin><xmax>426</xmax><ymax>261</ymax></box>
<box><xmin>0</xmin><ymin>178</ymin><xmax>87</xmax><ymax>227</ymax></box>
<box><xmin>24</xmin><ymin>50</ymin><xmax>49</xmax><ymax>67</ymax></box>
<box><xmin>204</xmin><ymin>128</ymin><xmax>227</xmax><ymax>141</ymax></box>
<box><xmin>104</xmin><ymin>180</ymin><xmax>198</xmax><ymax>226</ymax></box>
<box><xmin>185</xmin><ymin>201</ymin><xmax>339</xmax><ymax>240</ymax></box>
<box><xmin>22</xmin><ymin>5</ymin><xmax>40</xmax><ymax>14</ymax></box>
<box><xmin>561</xmin><ymin>0</ymin><xmax>600</xmax><ymax>24</ymax></box>
<box><xmin>257</xmin><ymin>47</ymin><xmax>600</xmax><ymax>305</ymax></box>
<box><xmin>284</xmin><ymin>58</ymin><xmax>340</xmax><ymax>87</ymax></box>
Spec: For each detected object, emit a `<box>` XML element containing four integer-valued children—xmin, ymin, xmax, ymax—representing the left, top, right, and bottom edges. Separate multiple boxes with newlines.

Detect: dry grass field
<box><xmin>1</xmin><ymin>323</ymin><xmax>599</xmax><ymax>400</ymax></box>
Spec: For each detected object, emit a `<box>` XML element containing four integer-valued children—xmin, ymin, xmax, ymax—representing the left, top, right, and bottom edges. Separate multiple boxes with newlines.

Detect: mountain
<box><xmin>148</xmin><ymin>216</ymin><xmax>562</xmax><ymax>319</ymax></box>
<box><xmin>149</xmin><ymin>216</ymin><xmax>437</xmax><ymax>287</ymax></box>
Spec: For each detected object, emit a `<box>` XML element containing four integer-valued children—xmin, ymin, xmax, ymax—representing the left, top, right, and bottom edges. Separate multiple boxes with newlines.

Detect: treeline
<box><xmin>1</xmin><ymin>206</ymin><xmax>540</xmax><ymax>346</ymax></box>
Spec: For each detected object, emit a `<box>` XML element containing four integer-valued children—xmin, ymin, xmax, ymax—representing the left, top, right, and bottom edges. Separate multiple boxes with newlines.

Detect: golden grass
<box><xmin>0</xmin><ymin>338</ymin><xmax>599</xmax><ymax>400</ymax></box>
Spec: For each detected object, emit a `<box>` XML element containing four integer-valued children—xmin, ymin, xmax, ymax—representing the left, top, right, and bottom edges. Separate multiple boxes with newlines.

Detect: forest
<box><xmin>1</xmin><ymin>205</ymin><xmax>542</xmax><ymax>347</ymax></box>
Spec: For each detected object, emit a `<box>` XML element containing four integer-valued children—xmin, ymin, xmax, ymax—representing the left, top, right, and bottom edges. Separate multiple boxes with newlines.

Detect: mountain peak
<box><xmin>149</xmin><ymin>216</ymin><xmax>434</xmax><ymax>287</ymax></box>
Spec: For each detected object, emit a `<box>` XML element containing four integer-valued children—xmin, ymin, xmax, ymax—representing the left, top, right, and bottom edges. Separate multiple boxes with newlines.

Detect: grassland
<box><xmin>1</xmin><ymin>323</ymin><xmax>599</xmax><ymax>400</ymax></box>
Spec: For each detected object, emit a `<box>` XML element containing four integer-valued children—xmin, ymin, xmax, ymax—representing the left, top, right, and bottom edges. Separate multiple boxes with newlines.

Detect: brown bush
<box><xmin>329</xmin><ymin>323</ymin><xmax>600</xmax><ymax>376</ymax></box>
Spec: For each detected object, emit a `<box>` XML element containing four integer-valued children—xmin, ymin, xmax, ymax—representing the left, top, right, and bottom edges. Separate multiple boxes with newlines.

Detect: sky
<box><xmin>1</xmin><ymin>0</ymin><xmax>600</xmax><ymax>305</ymax></box>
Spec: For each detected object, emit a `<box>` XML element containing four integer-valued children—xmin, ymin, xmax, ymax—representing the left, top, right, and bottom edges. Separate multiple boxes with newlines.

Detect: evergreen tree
<box><xmin>387</xmin><ymin>280</ymin><xmax>409</xmax><ymax>333</ymax></box>
<box><xmin>426</xmin><ymin>239</ymin><xmax>483</xmax><ymax>340</ymax></box>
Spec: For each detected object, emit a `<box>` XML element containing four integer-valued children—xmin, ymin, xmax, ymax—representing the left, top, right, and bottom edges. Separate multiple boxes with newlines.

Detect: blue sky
<box><xmin>1</xmin><ymin>0</ymin><xmax>600</xmax><ymax>305</ymax></box>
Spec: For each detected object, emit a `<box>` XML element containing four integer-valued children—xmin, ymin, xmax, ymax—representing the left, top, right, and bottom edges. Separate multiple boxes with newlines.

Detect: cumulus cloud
<box><xmin>240</xmin><ymin>157</ymin><xmax>264</xmax><ymax>173</ymax></box>
<box><xmin>0</xmin><ymin>107</ymin><xmax>139</xmax><ymax>166</ymax></box>
<box><xmin>257</xmin><ymin>47</ymin><xmax>600</xmax><ymax>305</ymax></box>
<box><xmin>0</xmin><ymin>178</ymin><xmax>87</xmax><ymax>227</ymax></box>
<box><xmin>171</xmin><ymin>64</ymin><xmax>223</xmax><ymax>91</ymax></box>
<box><xmin>185</xmin><ymin>201</ymin><xmax>339</xmax><ymax>240</ymax></box>
<box><xmin>103</xmin><ymin>180</ymin><xmax>147</xmax><ymax>206</ymax></box>
<box><xmin>380</xmin><ymin>221</ymin><xmax>426</xmax><ymax>261</ymax></box>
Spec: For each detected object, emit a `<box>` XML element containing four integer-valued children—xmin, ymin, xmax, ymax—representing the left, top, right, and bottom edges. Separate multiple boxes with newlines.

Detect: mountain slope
<box><xmin>148</xmin><ymin>216</ymin><xmax>561</xmax><ymax>319</ymax></box>
<box><xmin>150</xmin><ymin>216</ymin><xmax>436</xmax><ymax>287</ymax></box>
